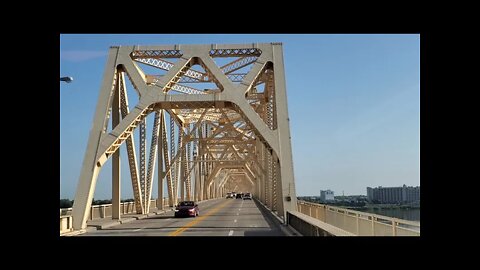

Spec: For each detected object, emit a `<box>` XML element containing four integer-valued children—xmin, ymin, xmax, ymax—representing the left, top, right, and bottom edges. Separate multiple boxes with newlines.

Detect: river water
<box><xmin>357</xmin><ymin>208</ymin><xmax>420</xmax><ymax>221</ymax></box>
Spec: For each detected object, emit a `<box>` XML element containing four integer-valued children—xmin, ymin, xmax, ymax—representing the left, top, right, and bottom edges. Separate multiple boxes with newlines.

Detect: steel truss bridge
<box><xmin>71</xmin><ymin>43</ymin><xmax>298</xmax><ymax>232</ymax></box>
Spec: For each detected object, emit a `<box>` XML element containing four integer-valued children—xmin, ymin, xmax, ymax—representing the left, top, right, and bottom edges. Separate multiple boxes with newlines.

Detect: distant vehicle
<box><xmin>236</xmin><ymin>193</ymin><xmax>243</xmax><ymax>199</ymax></box>
<box><xmin>226</xmin><ymin>192</ymin><xmax>235</xmax><ymax>199</ymax></box>
<box><xmin>174</xmin><ymin>201</ymin><xmax>199</xmax><ymax>218</ymax></box>
<box><xmin>242</xmin><ymin>193</ymin><xmax>252</xmax><ymax>200</ymax></box>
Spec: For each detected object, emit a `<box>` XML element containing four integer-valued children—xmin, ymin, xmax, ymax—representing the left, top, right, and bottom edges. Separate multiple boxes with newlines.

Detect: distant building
<box><xmin>320</xmin><ymin>190</ymin><xmax>335</xmax><ymax>202</ymax></box>
<box><xmin>367</xmin><ymin>185</ymin><xmax>420</xmax><ymax>204</ymax></box>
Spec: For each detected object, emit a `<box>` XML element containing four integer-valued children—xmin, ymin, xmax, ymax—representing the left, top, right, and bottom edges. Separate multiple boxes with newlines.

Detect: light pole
<box><xmin>60</xmin><ymin>76</ymin><xmax>73</xmax><ymax>83</ymax></box>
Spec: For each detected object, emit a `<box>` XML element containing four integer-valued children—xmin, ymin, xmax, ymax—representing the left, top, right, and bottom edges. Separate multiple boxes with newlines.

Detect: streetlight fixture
<box><xmin>60</xmin><ymin>76</ymin><xmax>73</xmax><ymax>83</ymax></box>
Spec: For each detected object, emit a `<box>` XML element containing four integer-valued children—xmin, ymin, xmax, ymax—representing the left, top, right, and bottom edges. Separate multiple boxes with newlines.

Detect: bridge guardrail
<box><xmin>60</xmin><ymin>199</ymin><xmax>170</xmax><ymax>220</ymax></box>
<box><xmin>60</xmin><ymin>215</ymin><xmax>73</xmax><ymax>234</ymax></box>
<box><xmin>297</xmin><ymin>200</ymin><xmax>420</xmax><ymax>236</ymax></box>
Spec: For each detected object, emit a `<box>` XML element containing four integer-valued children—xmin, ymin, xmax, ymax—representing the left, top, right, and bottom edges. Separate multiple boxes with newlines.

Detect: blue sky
<box><xmin>60</xmin><ymin>34</ymin><xmax>419</xmax><ymax>199</ymax></box>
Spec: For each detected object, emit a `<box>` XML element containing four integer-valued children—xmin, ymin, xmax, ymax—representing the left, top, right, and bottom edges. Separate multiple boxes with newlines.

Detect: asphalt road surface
<box><xmin>80</xmin><ymin>198</ymin><xmax>285</xmax><ymax>236</ymax></box>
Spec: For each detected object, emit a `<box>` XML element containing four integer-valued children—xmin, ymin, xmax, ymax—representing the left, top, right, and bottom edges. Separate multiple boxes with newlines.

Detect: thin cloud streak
<box><xmin>61</xmin><ymin>50</ymin><xmax>107</xmax><ymax>62</ymax></box>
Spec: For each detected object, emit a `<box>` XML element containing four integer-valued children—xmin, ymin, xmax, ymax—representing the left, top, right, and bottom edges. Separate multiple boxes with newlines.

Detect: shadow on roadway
<box><xmin>102</xmin><ymin>226</ymin><xmax>270</xmax><ymax>231</ymax></box>
<box><xmin>241</xmin><ymin>199</ymin><xmax>285</xmax><ymax>236</ymax></box>
<box><xmin>148</xmin><ymin>215</ymin><xmax>175</xmax><ymax>219</ymax></box>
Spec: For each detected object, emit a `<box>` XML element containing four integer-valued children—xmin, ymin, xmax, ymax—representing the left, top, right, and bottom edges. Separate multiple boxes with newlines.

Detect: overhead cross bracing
<box><xmin>71</xmin><ymin>43</ymin><xmax>297</xmax><ymax>231</ymax></box>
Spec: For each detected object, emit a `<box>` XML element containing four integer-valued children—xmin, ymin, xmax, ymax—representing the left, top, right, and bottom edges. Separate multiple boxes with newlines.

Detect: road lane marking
<box><xmin>236</xmin><ymin>213</ymin><xmax>239</xmax><ymax>215</ymax></box>
<box><xmin>133</xmin><ymin>227</ymin><xmax>144</xmax><ymax>232</ymax></box>
<box><xmin>234</xmin><ymin>219</ymin><xmax>237</xmax><ymax>223</ymax></box>
<box><xmin>228</xmin><ymin>230</ymin><xmax>234</xmax><ymax>236</ymax></box>
<box><xmin>168</xmin><ymin>200</ymin><xmax>233</xmax><ymax>236</ymax></box>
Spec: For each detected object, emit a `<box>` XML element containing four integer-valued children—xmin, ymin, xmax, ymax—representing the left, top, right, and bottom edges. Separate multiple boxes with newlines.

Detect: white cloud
<box><xmin>60</xmin><ymin>50</ymin><xmax>107</xmax><ymax>62</ymax></box>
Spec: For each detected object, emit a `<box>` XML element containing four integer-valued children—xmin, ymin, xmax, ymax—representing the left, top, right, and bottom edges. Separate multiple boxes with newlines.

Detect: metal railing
<box><xmin>59</xmin><ymin>198</ymin><xmax>170</xmax><ymax>235</ymax></box>
<box><xmin>60</xmin><ymin>198</ymin><xmax>170</xmax><ymax>219</ymax></box>
<box><xmin>297</xmin><ymin>200</ymin><xmax>420</xmax><ymax>236</ymax></box>
<box><xmin>60</xmin><ymin>215</ymin><xmax>73</xmax><ymax>234</ymax></box>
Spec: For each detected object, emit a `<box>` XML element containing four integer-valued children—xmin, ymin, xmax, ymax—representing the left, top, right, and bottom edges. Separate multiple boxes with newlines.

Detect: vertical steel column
<box><xmin>139</xmin><ymin>118</ymin><xmax>147</xmax><ymax>213</ymax></box>
<box><xmin>178</xmin><ymin>125</ymin><xmax>185</xmax><ymax>202</ymax></box>
<box><xmin>112</xmin><ymin>71</ymin><xmax>121</xmax><ymax>220</ymax></box>
<box><xmin>257</xmin><ymin>141</ymin><xmax>263</xmax><ymax>203</ymax></box>
<box><xmin>194</xmin><ymin>154</ymin><xmax>199</xmax><ymax>202</ymax></box>
<box><xmin>157</xmin><ymin>111</ymin><xmax>165</xmax><ymax>210</ymax></box>
<box><xmin>202</xmin><ymin>123</ymin><xmax>209</xmax><ymax>200</ymax></box>
<box><xmin>197</xmin><ymin>125</ymin><xmax>203</xmax><ymax>201</ymax></box>
<box><xmin>274</xmin><ymin>154</ymin><xmax>284</xmax><ymax>217</ymax></box>
<box><xmin>272</xmin><ymin>43</ymin><xmax>298</xmax><ymax>216</ymax></box>
<box><xmin>212</xmin><ymin>182</ymin><xmax>215</xmax><ymax>199</ymax></box>
<box><xmin>185</xmin><ymin>124</ymin><xmax>191</xmax><ymax>200</ymax></box>
<box><xmin>170</xmin><ymin>115</ymin><xmax>177</xmax><ymax>204</ymax></box>
<box><xmin>212</xmin><ymin>182</ymin><xmax>216</xmax><ymax>199</ymax></box>
<box><xmin>272</xmin><ymin>152</ymin><xmax>278</xmax><ymax>212</ymax></box>
<box><xmin>264</xmin><ymin>146</ymin><xmax>270</xmax><ymax>208</ymax></box>
<box><xmin>266</xmin><ymin>67</ymin><xmax>275</xmax><ymax>211</ymax></box>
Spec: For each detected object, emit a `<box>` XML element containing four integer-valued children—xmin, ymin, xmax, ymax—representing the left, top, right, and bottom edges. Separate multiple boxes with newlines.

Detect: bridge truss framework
<box><xmin>71</xmin><ymin>43</ymin><xmax>297</xmax><ymax>230</ymax></box>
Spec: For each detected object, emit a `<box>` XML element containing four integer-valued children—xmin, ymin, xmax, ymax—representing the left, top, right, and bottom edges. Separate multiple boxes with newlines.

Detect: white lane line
<box><xmin>228</xmin><ymin>230</ymin><xmax>234</xmax><ymax>236</ymax></box>
<box><xmin>133</xmin><ymin>227</ymin><xmax>144</xmax><ymax>232</ymax></box>
<box><xmin>236</xmin><ymin>213</ymin><xmax>239</xmax><ymax>216</ymax></box>
<box><xmin>234</xmin><ymin>219</ymin><xmax>237</xmax><ymax>223</ymax></box>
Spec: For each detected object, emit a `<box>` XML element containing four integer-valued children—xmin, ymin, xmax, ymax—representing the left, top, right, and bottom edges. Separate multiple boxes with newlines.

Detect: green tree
<box><xmin>60</xmin><ymin>199</ymin><xmax>73</xmax><ymax>208</ymax></box>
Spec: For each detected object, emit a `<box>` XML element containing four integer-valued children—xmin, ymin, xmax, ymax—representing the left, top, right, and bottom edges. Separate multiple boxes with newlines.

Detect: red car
<box><xmin>174</xmin><ymin>201</ymin><xmax>199</xmax><ymax>218</ymax></box>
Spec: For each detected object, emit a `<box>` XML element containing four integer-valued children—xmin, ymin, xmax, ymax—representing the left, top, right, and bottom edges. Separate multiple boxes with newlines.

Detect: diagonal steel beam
<box><xmin>135</xmin><ymin>58</ymin><xmax>207</xmax><ymax>81</ymax></box>
<box><xmin>119</xmin><ymin>72</ymin><xmax>144</xmax><ymax>214</ymax></box>
<box><xmin>220</xmin><ymin>56</ymin><xmax>258</xmax><ymax>74</ymax></box>
<box><xmin>161</xmin><ymin>111</ymin><xmax>174</xmax><ymax>206</ymax></box>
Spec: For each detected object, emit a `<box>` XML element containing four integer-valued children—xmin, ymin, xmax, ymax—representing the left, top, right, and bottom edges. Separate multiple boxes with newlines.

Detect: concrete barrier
<box><xmin>287</xmin><ymin>211</ymin><xmax>355</xmax><ymax>236</ymax></box>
